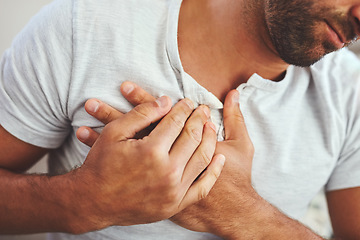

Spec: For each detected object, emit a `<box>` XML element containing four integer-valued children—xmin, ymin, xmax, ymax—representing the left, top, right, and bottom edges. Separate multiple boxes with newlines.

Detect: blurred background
<box><xmin>1</xmin><ymin>1</ymin><xmax>360</xmax><ymax>239</ymax></box>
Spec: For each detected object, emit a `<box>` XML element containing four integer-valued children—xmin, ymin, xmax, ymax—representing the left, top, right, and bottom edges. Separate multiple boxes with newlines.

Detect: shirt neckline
<box><xmin>166</xmin><ymin>0</ymin><xmax>224</xmax><ymax>109</ymax></box>
<box><xmin>166</xmin><ymin>0</ymin><xmax>293</xmax><ymax>108</ymax></box>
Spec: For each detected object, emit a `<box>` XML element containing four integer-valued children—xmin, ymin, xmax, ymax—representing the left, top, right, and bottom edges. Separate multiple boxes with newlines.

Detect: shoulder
<box><xmin>310</xmin><ymin>48</ymin><xmax>360</xmax><ymax>89</ymax></box>
<box><xmin>305</xmin><ymin>49</ymin><xmax>360</xmax><ymax>110</ymax></box>
<box><xmin>71</xmin><ymin>0</ymin><xmax>171</xmax><ymax>49</ymax></box>
<box><xmin>287</xmin><ymin>49</ymin><xmax>360</xmax><ymax>141</ymax></box>
<box><xmin>73</xmin><ymin>0</ymin><xmax>170</xmax><ymax>23</ymax></box>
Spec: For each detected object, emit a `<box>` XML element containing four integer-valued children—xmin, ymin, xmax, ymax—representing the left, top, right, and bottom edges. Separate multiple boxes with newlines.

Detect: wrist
<box><xmin>47</xmin><ymin>173</ymin><xmax>84</xmax><ymax>234</ymax></box>
<box><xmin>0</xmin><ymin>169</ymin><xmax>96</xmax><ymax>234</ymax></box>
<box><xmin>224</xmin><ymin>189</ymin><xmax>323</xmax><ymax>240</ymax></box>
<box><xmin>58</xmin><ymin>169</ymin><xmax>110</xmax><ymax>234</ymax></box>
<box><xmin>221</xmin><ymin>187</ymin><xmax>266</xmax><ymax>239</ymax></box>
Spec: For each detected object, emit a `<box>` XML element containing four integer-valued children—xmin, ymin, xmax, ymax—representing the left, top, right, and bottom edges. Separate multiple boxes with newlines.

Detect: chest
<box><xmin>236</xmin><ymin>85</ymin><xmax>342</xmax><ymax>218</ymax></box>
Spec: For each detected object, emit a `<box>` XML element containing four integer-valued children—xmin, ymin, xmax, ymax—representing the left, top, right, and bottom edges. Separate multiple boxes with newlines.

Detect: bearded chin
<box><xmin>270</xmin><ymin>33</ymin><xmax>337</xmax><ymax>67</ymax></box>
<box><xmin>264</xmin><ymin>0</ymin><xmax>341</xmax><ymax>67</ymax></box>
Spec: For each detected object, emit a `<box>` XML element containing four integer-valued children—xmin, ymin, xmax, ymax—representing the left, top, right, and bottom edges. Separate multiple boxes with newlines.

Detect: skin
<box><xmin>83</xmin><ymin>82</ymin><xmax>360</xmax><ymax>239</ymax></box>
<box><xmin>177</xmin><ymin>0</ymin><xmax>360</xmax><ymax>100</ymax></box>
<box><xmin>177</xmin><ymin>0</ymin><xmax>360</xmax><ymax>238</ymax></box>
<box><xmin>0</xmin><ymin>93</ymin><xmax>226</xmax><ymax>234</ymax></box>
<box><xmin>264</xmin><ymin>0</ymin><xmax>358</xmax><ymax>66</ymax></box>
<box><xmin>77</xmin><ymin>0</ymin><xmax>360</xmax><ymax>238</ymax></box>
<box><xmin>1</xmin><ymin>0</ymin><xmax>360</xmax><ymax>238</ymax></box>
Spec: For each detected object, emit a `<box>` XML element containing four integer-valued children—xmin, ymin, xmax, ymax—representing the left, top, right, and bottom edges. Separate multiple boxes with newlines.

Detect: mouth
<box><xmin>325</xmin><ymin>20</ymin><xmax>345</xmax><ymax>49</ymax></box>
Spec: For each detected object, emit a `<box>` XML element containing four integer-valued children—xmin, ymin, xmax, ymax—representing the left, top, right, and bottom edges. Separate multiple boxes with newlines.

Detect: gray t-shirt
<box><xmin>1</xmin><ymin>0</ymin><xmax>360</xmax><ymax>239</ymax></box>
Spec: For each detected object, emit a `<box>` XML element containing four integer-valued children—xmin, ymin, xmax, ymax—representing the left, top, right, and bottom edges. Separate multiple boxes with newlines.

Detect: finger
<box><xmin>110</xmin><ymin>96</ymin><xmax>172</xmax><ymax>140</ymax></box>
<box><xmin>178</xmin><ymin>154</ymin><xmax>225</xmax><ymax>211</ymax></box>
<box><xmin>85</xmin><ymin>99</ymin><xmax>123</xmax><ymax>125</ymax></box>
<box><xmin>121</xmin><ymin>81</ymin><xmax>156</xmax><ymax>106</ymax></box>
<box><xmin>169</xmin><ymin>105</ymin><xmax>211</xmax><ymax>166</ymax></box>
<box><xmin>223</xmin><ymin>90</ymin><xmax>249</xmax><ymax>140</ymax></box>
<box><xmin>76</xmin><ymin>126</ymin><xmax>100</xmax><ymax>147</ymax></box>
<box><xmin>179</xmin><ymin>121</ymin><xmax>217</xmax><ymax>187</ymax></box>
<box><xmin>148</xmin><ymin>98</ymin><xmax>195</xmax><ymax>150</ymax></box>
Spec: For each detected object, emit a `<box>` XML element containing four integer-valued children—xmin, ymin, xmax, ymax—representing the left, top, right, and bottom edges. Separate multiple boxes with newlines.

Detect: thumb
<box><xmin>223</xmin><ymin>90</ymin><xmax>249</xmax><ymax>140</ymax></box>
<box><xmin>111</xmin><ymin>96</ymin><xmax>172</xmax><ymax>140</ymax></box>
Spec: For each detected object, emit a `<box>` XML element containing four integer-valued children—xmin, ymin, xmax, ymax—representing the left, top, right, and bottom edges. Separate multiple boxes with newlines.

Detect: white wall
<box><xmin>0</xmin><ymin>0</ymin><xmax>52</xmax><ymax>54</ymax></box>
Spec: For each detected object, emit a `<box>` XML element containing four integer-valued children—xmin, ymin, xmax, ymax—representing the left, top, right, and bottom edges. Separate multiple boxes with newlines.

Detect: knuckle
<box><xmin>102</xmin><ymin>108</ymin><xmax>113</xmax><ymax>121</ymax></box>
<box><xmin>234</xmin><ymin>112</ymin><xmax>245</xmax><ymax>123</ymax></box>
<box><xmin>246</xmin><ymin>142</ymin><xmax>255</xmax><ymax>156</ymax></box>
<box><xmin>133</xmin><ymin>105</ymin><xmax>152</xmax><ymax>122</ymax></box>
<box><xmin>143</xmin><ymin>145</ymin><xmax>165</xmax><ymax>162</ymax></box>
<box><xmin>131</xmin><ymin>89</ymin><xmax>146</xmax><ymax>103</ymax></box>
<box><xmin>210</xmin><ymin>167</ymin><xmax>221</xmax><ymax>179</ymax></box>
<box><xmin>168</xmin><ymin>113</ymin><xmax>185</xmax><ymax>130</ymax></box>
<box><xmin>158</xmin><ymin>170</ymin><xmax>181</xmax><ymax>192</ymax></box>
<box><xmin>178</xmin><ymin>99</ymin><xmax>194</xmax><ymax>115</ymax></box>
<box><xmin>199</xmin><ymin>150</ymin><xmax>212</xmax><ymax>166</ymax></box>
<box><xmin>137</xmin><ymin>144</ymin><xmax>165</xmax><ymax>168</ymax></box>
<box><xmin>196</xmin><ymin>105</ymin><xmax>210</xmax><ymax>122</ymax></box>
<box><xmin>164</xmin><ymin>189</ymin><xmax>180</xmax><ymax>203</ymax></box>
<box><xmin>164</xmin><ymin>168</ymin><xmax>180</xmax><ymax>187</ymax></box>
<box><xmin>197</xmin><ymin>186</ymin><xmax>209</xmax><ymax>200</ymax></box>
<box><xmin>184</xmin><ymin>126</ymin><xmax>202</xmax><ymax>144</ymax></box>
<box><xmin>223</xmin><ymin>113</ymin><xmax>242</xmax><ymax>125</ymax></box>
<box><xmin>101</xmin><ymin>124</ymin><xmax>115</xmax><ymax>139</ymax></box>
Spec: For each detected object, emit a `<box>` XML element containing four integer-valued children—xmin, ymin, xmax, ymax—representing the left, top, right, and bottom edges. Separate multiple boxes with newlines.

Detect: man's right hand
<box><xmin>0</xmin><ymin>86</ymin><xmax>224</xmax><ymax>235</ymax></box>
<box><xmin>73</xmin><ymin>91</ymin><xmax>225</xmax><ymax>232</ymax></box>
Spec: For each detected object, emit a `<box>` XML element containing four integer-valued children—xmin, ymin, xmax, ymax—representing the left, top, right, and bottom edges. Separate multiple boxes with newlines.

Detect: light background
<box><xmin>1</xmin><ymin>1</ymin><xmax>359</xmax><ymax>239</ymax></box>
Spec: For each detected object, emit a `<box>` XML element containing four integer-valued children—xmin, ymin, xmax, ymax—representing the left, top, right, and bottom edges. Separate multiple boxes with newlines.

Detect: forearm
<box><xmin>239</xmin><ymin>195</ymin><xmax>323</xmax><ymax>239</ymax></box>
<box><xmin>0</xmin><ymin>168</ymin><xmax>91</xmax><ymax>234</ymax></box>
<box><xmin>215</xmin><ymin>189</ymin><xmax>324</xmax><ymax>240</ymax></box>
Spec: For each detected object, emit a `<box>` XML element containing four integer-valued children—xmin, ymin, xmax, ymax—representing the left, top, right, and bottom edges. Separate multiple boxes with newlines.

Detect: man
<box><xmin>0</xmin><ymin>0</ymin><xmax>227</xmax><ymax>236</ymax></box>
<box><xmin>0</xmin><ymin>0</ymin><xmax>359</xmax><ymax>239</ymax></box>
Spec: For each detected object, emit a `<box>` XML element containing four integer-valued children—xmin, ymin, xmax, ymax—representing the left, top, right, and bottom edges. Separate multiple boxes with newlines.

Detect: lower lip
<box><xmin>326</xmin><ymin>23</ymin><xmax>345</xmax><ymax>49</ymax></box>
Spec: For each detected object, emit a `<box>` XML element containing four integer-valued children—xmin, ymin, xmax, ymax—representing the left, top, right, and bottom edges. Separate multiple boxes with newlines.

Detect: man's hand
<box><xmin>77</xmin><ymin>81</ymin><xmax>160</xmax><ymax>145</ymax></box>
<box><xmin>73</xmin><ymin>84</ymin><xmax>225</xmax><ymax>233</ymax></box>
<box><xmin>170</xmin><ymin>89</ymin><xmax>257</xmax><ymax>236</ymax></box>
<box><xmin>79</xmin><ymin>82</ymin><xmax>326</xmax><ymax>239</ymax></box>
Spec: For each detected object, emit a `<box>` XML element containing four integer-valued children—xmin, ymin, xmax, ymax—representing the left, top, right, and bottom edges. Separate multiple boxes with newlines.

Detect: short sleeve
<box><xmin>326</xmin><ymin>147</ymin><xmax>360</xmax><ymax>191</ymax></box>
<box><xmin>326</xmin><ymin>52</ymin><xmax>360</xmax><ymax>191</ymax></box>
<box><xmin>0</xmin><ymin>0</ymin><xmax>73</xmax><ymax>148</ymax></box>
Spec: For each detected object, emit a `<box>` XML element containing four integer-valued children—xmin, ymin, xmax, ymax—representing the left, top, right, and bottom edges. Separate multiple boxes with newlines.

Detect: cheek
<box><xmin>312</xmin><ymin>21</ymin><xmax>328</xmax><ymax>41</ymax></box>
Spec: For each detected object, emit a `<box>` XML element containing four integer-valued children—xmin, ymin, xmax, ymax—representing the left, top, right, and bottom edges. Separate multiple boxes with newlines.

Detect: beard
<box><xmin>264</xmin><ymin>0</ymin><xmax>357</xmax><ymax>67</ymax></box>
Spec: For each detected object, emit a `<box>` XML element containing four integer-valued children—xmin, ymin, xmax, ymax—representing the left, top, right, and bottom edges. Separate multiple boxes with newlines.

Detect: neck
<box><xmin>178</xmin><ymin>0</ymin><xmax>289</xmax><ymax>101</ymax></box>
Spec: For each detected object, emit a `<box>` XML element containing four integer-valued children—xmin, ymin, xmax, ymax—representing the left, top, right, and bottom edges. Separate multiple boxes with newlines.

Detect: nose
<box><xmin>351</xmin><ymin>5</ymin><xmax>360</xmax><ymax>37</ymax></box>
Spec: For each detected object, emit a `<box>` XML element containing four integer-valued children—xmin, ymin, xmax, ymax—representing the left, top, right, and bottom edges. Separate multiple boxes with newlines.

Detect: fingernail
<box><xmin>87</xmin><ymin>99</ymin><xmax>99</xmax><ymax>113</ymax></box>
<box><xmin>78</xmin><ymin>128</ymin><xmax>90</xmax><ymax>140</ymax></box>
<box><xmin>207</xmin><ymin>121</ymin><xmax>216</xmax><ymax>132</ymax></box>
<box><xmin>122</xmin><ymin>82</ymin><xmax>134</xmax><ymax>95</ymax></box>
<box><xmin>232</xmin><ymin>91</ymin><xmax>239</xmax><ymax>103</ymax></box>
<box><xmin>218</xmin><ymin>154</ymin><xmax>226</xmax><ymax>166</ymax></box>
<box><xmin>156</xmin><ymin>96</ymin><xmax>168</xmax><ymax>108</ymax></box>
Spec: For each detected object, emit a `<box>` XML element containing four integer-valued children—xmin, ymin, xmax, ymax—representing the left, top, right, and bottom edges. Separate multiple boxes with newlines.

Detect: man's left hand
<box><xmin>170</xmin><ymin>89</ymin><xmax>259</xmax><ymax>238</ymax></box>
